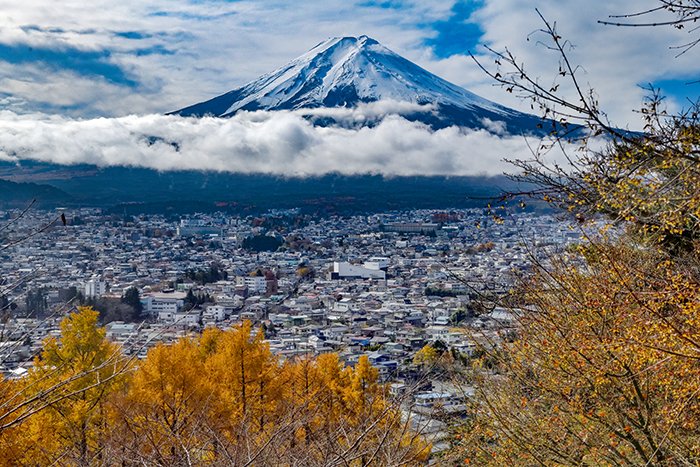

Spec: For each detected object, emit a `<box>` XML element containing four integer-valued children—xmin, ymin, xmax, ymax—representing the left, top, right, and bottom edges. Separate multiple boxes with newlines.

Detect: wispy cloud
<box><xmin>0</xmin><ymin>43</ymin><xmax>138</xmax><ymax>86</ymax></box>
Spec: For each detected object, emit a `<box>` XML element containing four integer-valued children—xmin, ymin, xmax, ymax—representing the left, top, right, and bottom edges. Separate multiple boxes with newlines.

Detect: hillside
<box><xmin>0</xmin><ymin>178</ymin><xmax>72</xmax><ymax>206</ymax></box>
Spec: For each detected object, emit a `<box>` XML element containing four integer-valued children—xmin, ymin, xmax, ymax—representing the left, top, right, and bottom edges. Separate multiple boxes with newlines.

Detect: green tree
<box><xmin>25</xmin><ymin>288</ymin><xmax>47</xmax><ymax>317</ymax></box>
<box><xmin>121</xmin><ymin>287</ymin><xmax>143</xmax><ymax>320</ymax></box>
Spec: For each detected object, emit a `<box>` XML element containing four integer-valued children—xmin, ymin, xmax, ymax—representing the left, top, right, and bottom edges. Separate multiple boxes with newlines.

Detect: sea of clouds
<box><xmin>0</xmin><ymin>101</ymin><xmax>553</xmax><ymax>177</ymax></box>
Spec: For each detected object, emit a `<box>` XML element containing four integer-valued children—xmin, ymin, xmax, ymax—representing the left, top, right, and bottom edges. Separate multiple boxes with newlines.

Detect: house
<box><xmin>142</xmin><ymin>291</ymin><xmax>186</xmax><ymax>316</ymax></box>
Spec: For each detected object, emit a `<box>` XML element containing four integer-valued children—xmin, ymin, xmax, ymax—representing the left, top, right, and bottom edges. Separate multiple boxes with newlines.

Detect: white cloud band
<box><xmin>0</xmin><ymin>106</ymin><xmax>542</xmax><ymax>177</ymax></box>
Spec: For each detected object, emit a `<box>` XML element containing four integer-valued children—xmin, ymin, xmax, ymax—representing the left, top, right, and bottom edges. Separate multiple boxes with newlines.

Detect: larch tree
<box><xmin>6</xmin><ymin>307</ymin><xmax>129</xmax><ymax>465</ymax></box>
<box><xmin>106</xmin><ymin>337</ymin><xmax>216</xmax><ymax>464</ymax></box>
<box><xmin>0</xmin><ymin>313</ymin><xmax>431</xmax><ymax>465</ymax></box>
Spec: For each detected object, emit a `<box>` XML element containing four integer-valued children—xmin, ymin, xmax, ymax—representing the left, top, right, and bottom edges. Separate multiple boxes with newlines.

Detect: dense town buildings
<box><xmin>0</xmin><ymin>207</ymin><xmax>580</xmax><ymax>410</ymax></box>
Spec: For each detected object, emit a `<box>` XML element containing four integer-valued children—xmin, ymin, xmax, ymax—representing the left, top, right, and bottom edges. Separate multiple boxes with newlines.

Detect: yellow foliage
<box><xmin>413</xmin><ymin>344</ymin><xmax>439</xmax><ymax>366</ymax></box>
<box><xmin>455</xmin><ymin>245</ymin><xmax>700</xmax><ymax>465</ymax></box>
<box><xmin>3</xmin><ymin>307</ymin><xmax>128</xmax><ymax>465</ymax></box>
<box><xmin>0</xmin><ymin>316</ymin><xmax>430</xmax><ymax>465</ymax></box>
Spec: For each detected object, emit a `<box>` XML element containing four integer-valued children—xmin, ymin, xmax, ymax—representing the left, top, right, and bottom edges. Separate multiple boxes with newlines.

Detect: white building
<box><xmin>84</xmin><ymin>278</ymin><xmax>107</xmax><ymax>298</ymax></box>
<box><xmin>330</xmin><ymin>262</ymin><xmax>386</xmax><ymax>280</ymax></box>
<box><xmin>176</xmin><ymin>219</ymin><xmax>222</xmax><ymax>237</ymax></box>
<box><xmin>364</xmin><ymin>257</ymin><xmax>389</xmax><ymax>271</ymax></box>
<box><xmin>143</xmin><ymin>291</ymin><xmax>186</xmax><ymax>316</ymax></box>
<box><xmin>173</xmin><ymin>309</ymin><xmax>201</xmax><ymax>327</ymax></box>
<box><xmin>236</xmin><ymin>275</ymin><xmax>267</xmax><ymax>295</ymax></box>
<box><xmin>203</xmin><ymin>304</ymin><xmax>226</xmax><ymax>322</ymax></box>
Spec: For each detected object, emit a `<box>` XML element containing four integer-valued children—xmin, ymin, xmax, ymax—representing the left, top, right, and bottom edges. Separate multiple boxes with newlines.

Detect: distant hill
<box><xmin>0</xmin><ymin>178</ymin><xmax>72</xmax><ymax>206</ymax></box>
<box><xmin>0</xmin><ymin>161</ymin><xmax>522</xmax><ymax>214</ymax></box>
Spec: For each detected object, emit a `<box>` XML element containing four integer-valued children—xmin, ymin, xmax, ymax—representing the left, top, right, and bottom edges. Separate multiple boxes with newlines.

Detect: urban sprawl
<box><xmin>0</xmin><ymin>207</ymin><xmax>580</xmax><ymax>434</ymax></box>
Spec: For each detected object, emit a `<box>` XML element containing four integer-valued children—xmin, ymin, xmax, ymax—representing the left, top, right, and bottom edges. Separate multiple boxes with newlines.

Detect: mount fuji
<box><xmin>2</xmin><ymin>36</ymin><xmax>544</xmax><ymax>212</ymax></box>
<box><xmin>173</xmin><ymin>35</ymin><xmax>544</xmax><ymax>133</ymax></box>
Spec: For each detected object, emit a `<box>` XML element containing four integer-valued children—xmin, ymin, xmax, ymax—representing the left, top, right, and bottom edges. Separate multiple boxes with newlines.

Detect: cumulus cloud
<box><xmin>0</xmin><ymin>108</ymin><xmax>546</xmax><ymax>177</ymax></box>
<box><xmin>480</xmin><ymin>117</ymin><xmax>507</xmax><ymax>135</ymax></box>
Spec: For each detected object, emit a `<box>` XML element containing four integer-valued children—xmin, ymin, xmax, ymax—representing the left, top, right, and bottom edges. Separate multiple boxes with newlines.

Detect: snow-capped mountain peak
<box><xmin>174</xmin><ymin>35</ymin><xmax>541</xmax><ymax>133</ymax></box>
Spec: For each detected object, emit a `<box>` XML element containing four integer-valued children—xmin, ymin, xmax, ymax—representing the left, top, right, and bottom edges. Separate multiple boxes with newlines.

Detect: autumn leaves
<box><xmin>0</xmin><ymin>310</ymin><xmax>429</xmax><ymax>465</ymax></box>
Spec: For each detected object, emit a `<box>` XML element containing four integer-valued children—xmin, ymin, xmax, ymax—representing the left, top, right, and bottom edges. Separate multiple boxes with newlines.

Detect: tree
<box><xmin>185</xmin><ymin>263</ymin><xmax>228</xmax><ymax>285</ymax></box>
<box><xmin>598</xmin><ymin>1</ymin><xmax>700</xmax><ymax>56</ymax></box>
<box><xmin>413</xmin><ymin>344</ymin><xmax>439</xmax><ymax>367</ymax></box>
<box><xmin>474</xmin><ymin>7</ymin><xmax>700</xmax><ymax>254</ymax></box>
<box><xmin>58</xmin><ymin>286</ymin><xmax>78</xmax><ymax>304</ymax></box>
<box><xmin>296</xmin><ymin>264</ymin><xmax>315</xmax><ymax>280</ymax></box>
<box><xmin>449</xmin><ymin>4</ymin><xmax>700</xmax><ymax>465</ymax></box>
<box><xmin>204</xmin><ymin>320</ymin><xmax>284</xmax><ymax>455</ymax></box>
<box><xmin>0</xmin><ymin>314</ymin><xmax>430</xmax><ymax>464</ymax></box>
<box><xmin>344</xmin><ymin>355</ymin><xmax>381</xmax><ymax>414</ymax></box>
<box><xmin>450</xmin><ymin>307</ymin><xmax>469</xmax><ymax>324</ymax></box>
<box><xmin>184</xmin><ymin>288</ymin><xmax>211</xmax><ymax>309</ymax></box>
<box><xmin>432</xmin><ymin>339</ymin><xmax>448</xmax><ymax>354</ymax></box>
<box><xmin>185</xmin><ymin>288</ymin><xmax>197</xmax><ymax>308</ymax></box>
<box><xmin>92</xmin><ymin>297</ymin><xmax>138</xmax><ymax>324</ymax></box>
<box><xmin>456</xmin><ymin>245</ymin><xmax>700</xmax><ymax>465</ymax></box>
<box><xmin>242</xmin><ymin>234</ymin><xmax>284</xmax><ymax>253</ymax></box>
<box><xmin>121</xmin><ymin>286</ymin><xmax>143</xmax><ymax>320</ymax></box>
<box><xmin>5</xmin><ymin>307</ymin><xmax>129</xmax><ymax>465</ymax></box>
<box><xmin>25</xmin><ymin>287</ymin><xmax>47</xmax><ymax>317</ymax></box>
<box><xmin>107</xmin><ymin>338</ymin><xmax>216</xmax><ymax>464</ymax></box>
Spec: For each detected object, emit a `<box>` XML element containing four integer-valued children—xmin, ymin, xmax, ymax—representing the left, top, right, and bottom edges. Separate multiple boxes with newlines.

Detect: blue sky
<box><xmin>0</xmin><ymin>0</ymin><xmax>696</xmax><ymax>124</ymax></box>
<box><xmin>424</xmin><ymin>0</ymin><xmax>484</xmax><ymax>58</ymax></box>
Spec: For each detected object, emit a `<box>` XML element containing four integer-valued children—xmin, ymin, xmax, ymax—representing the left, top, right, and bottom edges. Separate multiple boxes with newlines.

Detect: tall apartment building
<box><xmin>84</xmin><ymin>278</ymin><xmax>107</xmax><ymax>298</ymax></box>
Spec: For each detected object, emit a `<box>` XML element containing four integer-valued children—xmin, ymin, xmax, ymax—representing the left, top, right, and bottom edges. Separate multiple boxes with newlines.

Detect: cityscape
<box><xmin>0</xmin><ymin>208</ymin><xmax>579</xmax><ymax>381</ymax></box>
